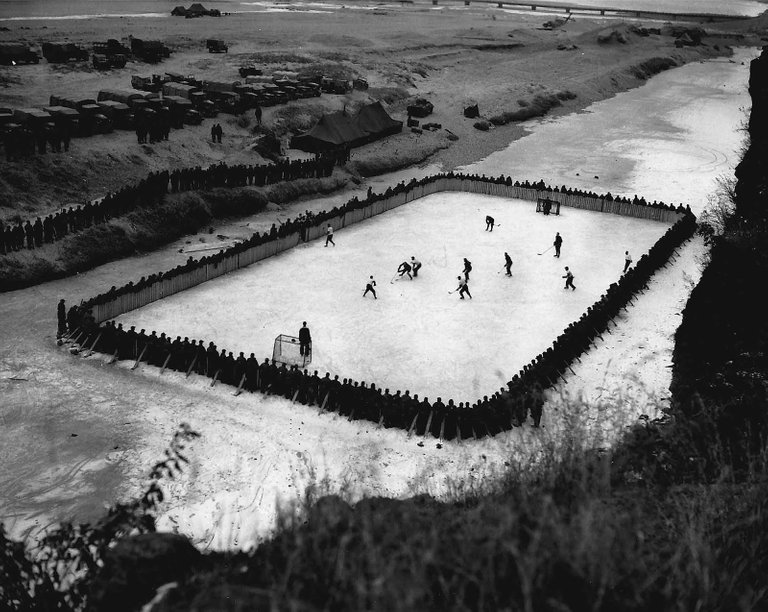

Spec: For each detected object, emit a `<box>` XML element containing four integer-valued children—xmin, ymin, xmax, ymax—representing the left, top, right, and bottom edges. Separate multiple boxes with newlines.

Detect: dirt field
<box><xmin>1</xmin><ymin>7</ymin><xmax>760</xmax><ymax>223</ymax></box>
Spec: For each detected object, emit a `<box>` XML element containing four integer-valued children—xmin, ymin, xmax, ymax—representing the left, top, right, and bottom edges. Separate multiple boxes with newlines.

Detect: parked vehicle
<box><xmin>206</xmin><ymin>39</ymin><xmax>228</xmax><ymax>53</ymax></box>
<box><xmin>407</xmin><ymin>98</ymin><xmax>434</xmax><ymax>118</ymax></box>
<box><xmin>131</xmin><ymin>74</ymin><xmax>166</xmax><ymax>93</ymax></box>
<box><xmin>163</xmin><ymin>95</ymin><xmax>202</xmax><ymax>126</ymax></box>
<box><xmin>96</xmin><ymin>100</ymin><xmax>133</xmax><ymax>129</ymax></box>
<box><xmin>42</xmin><ymin>43</ymin><xmax>89</xmax><ymax>63</ymax></box>
<box><xmin>130</xmin><ymin>38</ymin><xmax>171</xmax><ymax>63</ymax></box>
<box><xmin>93</xmin><ymin>39</ymin><xmax>132</xmax><ymax>57</ymax></box>
<box><xmin>239</xmin><ymin>65</ymin><xmax>262</xmax><ymax>78</ymax></box>
<box><xmin>42</xmin><ymin>105</ymin><xmax>81</xmax><ymax>134</ymax></box>
<box><xmin>0</xmin><ymin>43</ymin><xmax>39</xmax><ymax>65</ymax></box>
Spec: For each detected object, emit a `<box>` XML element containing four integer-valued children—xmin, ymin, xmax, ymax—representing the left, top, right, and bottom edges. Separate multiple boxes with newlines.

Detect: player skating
<box><xmin>485</xmin><ymin>215</ymin><xmax>495</xmax><ymax>231</ymax></box>
<box><xmin>463</xmin><ymin>258</ymin><xmax>472</xmax><ymax>281</ymax></box>
<box><xmin>410</xmin><ymin>256</ymin><xmax>422</xmax><ymax>277</ymax></box>
<box><xmin>397</xmin><ymin>260</ymin><xmax>412</xmax><ymax>280</ymax></box>
<box><xmin>325</xmin><ymin>224</ymin><xmax>335</xmax><ymax>247</ymax></box>
<box><xmin>563</xmin><ymin>266</ymin><xmax>576</xmax><ymax>290</ymax></box>
<box><xmin>553</xmin><ymin>232</ymin><xmax>563</xmax><ymax>258</ymax></box>
<box><xmin>504</xmin><ymin>252</ymin><xmax>513</xmax><ymax>276</ymax></box>
<box><xmin>454</xmin><ymin>276</ymin><xmax>472</xmax><ymax>299</ymax></box>
<box><xmin>363</xmin><ymin>275</ymin><xmax>377</xmax><ymax>298</ymax></box>
<box><xmin>623</xmin><ymin>250</ymin><xmax>633</xmax><ymax>273</ymax></box>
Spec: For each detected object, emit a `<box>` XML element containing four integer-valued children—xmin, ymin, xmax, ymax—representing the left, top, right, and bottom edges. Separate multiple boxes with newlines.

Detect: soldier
<box><xmin>24</xmin><ymin>220</ymin><xmax>34</xmax><ymax>249</ymax></box>
<box><xmin>57</xmin><ymin>299</ymin><xmax>67</xmax><ymax>337</ymax></box>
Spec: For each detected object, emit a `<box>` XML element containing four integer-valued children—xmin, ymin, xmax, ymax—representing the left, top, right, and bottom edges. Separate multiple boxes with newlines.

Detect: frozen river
<box><xmin>0</xmin><ymin>49</ymin><xmax>758</xmax><ymax>548</ymax></box>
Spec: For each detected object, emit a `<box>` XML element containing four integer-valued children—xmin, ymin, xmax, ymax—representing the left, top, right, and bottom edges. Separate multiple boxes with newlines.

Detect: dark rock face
<box><xmin>87</xmin><ymin>533</ymin><xmax>201</xmax><ymax>612</ymax></box>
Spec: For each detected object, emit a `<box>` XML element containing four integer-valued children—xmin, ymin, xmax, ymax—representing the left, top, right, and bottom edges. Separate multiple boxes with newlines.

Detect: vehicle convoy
<box><xmin>0</xmin><ymin>43</ymin><xmax>40</xmax><ymax>65</ymax></box>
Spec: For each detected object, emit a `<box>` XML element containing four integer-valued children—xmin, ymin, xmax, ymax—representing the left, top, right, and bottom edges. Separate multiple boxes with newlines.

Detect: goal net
<box><xmin>272</xmin><ymin>334</ymin><xmax>311</xmax><ymax>367</ymax></box>
<box><xmin>536</xmin><ymin>197</ymin><xmax>561</xmax><ymax>216</ymax></box>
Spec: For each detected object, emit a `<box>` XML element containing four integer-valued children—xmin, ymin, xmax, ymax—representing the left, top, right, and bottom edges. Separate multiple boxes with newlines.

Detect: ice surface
<box><xmin>118</xmin><ymin>193</ymin><xmax>667</xmax><ymax>402</ymax></box>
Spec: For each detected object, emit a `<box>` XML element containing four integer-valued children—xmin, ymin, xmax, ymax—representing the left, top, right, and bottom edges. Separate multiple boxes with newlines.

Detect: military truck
<box><xmin>162</xmin><ymin>96</ymin><xmax>202</xmax><ymax>127</ymax></box>
<box><xmin>93</xmin><ymin>54</ymin><xmax>127</xmax><ymax>70</ymax></box>
<box><xmin>131</xmin><ymin>74</ymin><xmax>166</xmax><ymax>93</ymax></box>
<box><xmin>93</xmin><ymin>39</ymin><xmax>131</xmax><ymax>57</ymax></box>
<box><xmin>206</xmin><ymin>39</ymin><xmax>228</xmax><ymax>53</ymax></box>
<box><xmin>41</xmin><ymin>43</ymin><xmax>89</xmax><ymax>63</ymax></box>
<box><xmin>130</xmin><ymin>38</ymin><xmax>171</xmax><ymax>63</ymax></box>
<box><xmin>0</xmin><ymin>43</ymin><xmax>40</xmax><ymax>65</ymax></box>
<box><xmin>12</xmin><ymin>108</ymin><xmax>52</xmax><ymax>132</ymax></box>
<box><xmin>96</xmin><ymin>100</ymin><xmax>133</xmax><ymax>129</ymax></box>
<box><xmin>320</xmin><ymin>77</ymin><xmax>351</xmax><ymax>94</ymax></box>
<box><xmin>97</xmin><ymin>89</ymin><xmax>146</xmax><ymax>108</ymax></box>
<box><xmin>42</xmin><ymin>106</ymin><xmax>81</xmax><ymax>134</ymax></box>
<box><xmin>238</xmin><ymin>65</ymin><xmax>262</xmax><ymax>78</ymax></box>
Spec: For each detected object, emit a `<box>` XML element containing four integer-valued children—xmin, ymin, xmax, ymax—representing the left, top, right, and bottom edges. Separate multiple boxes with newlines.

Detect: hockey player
<box><xmin>397</xmin><ymin>260</ymin><xmax>412</xmax><ymax>280</ymax></box>
<box><xmin>563</xmin><ymin>266</ymin><xmax>576</xmax><ymax>290</ymax></box>
<box><xmin>504</xmin><ymin>252</ymin><xmax>513</xmax><ymax>276</ymax></box>
<box><xmin>410</xmin><ymin>256</ymin><xmax>422</xmax><ymax>277</ymax></box>
<box><xmin>463</xmin><ymin>258</ymin><xmax>472</xmax><ymax>281</ymax></box>
<box><xmin>485</xmin><ymin>215</ymin><xmax>495</xmax><ymax>231</ymax></box>
<box><xmin>623</xmin><ymin>250</ymin><xmax>632</xmax><ymax>273</ymax></box>
<box><xmin>553</xmin><ymin>232</ymin><xmax>563</xmax><ymax>258</ymax></box>
<box><xmin>363</xmin><ymin>275</ymin><xmax>377</xmax><ymax>299</ymax></box>
<box><xmin>456</xmin><ymin>276</ymin><xmax>472</xmax><ymax>300</ymax></box>
<box><xmin>299</xmin><ymin>321</ymin><xmax>312</xmax><ymax>358</ymax></box>
<box><xmin>325</xmin><ymin>224</ymin><xmax>335</xmax><ymax>247</ymax></box>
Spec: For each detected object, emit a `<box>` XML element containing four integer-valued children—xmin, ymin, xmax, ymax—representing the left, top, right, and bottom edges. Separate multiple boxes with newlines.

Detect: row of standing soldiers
<box><xmin>3</xmin><ymin>122</ymin><xmax>72</xmax><ymax>162</ymax></box>
<box><xmin>168</xmin><ymin>157</ymin><xmax>335</xmax><ymax>192</ymax></box>
<box><xmin>1</xmin><ymin>155</ymin><xmax>338</xmax><ymax>257</ymax></box>
<box><xmin>63</xmin><ymin>315</ymin><xmax>536</xmax><ymax>440</ymax></box>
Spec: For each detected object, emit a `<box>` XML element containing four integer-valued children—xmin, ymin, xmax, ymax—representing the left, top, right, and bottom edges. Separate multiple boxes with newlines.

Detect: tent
<box><xmin>292</xmin><ymin>103</ymin><xmax>401</xmax><ymax>153</ymax></box>
<box><xmin>354</xmin><ymin>101</ymin><xmax>402</xmax><ymax>141</ymax></box>
<box><xmin>171</xmin><ymin>6</ymin><xmax>187</xmax><ymax>16</ymax></box>
<box><xmin>291</xmin><ymin>111</ymin><xmax>367</xmax><ymax>153</ymax></box>
<box><xmin>187</xmin><ymin>3</ymin><xmax>209</xmax><ymax>16</ymax></box>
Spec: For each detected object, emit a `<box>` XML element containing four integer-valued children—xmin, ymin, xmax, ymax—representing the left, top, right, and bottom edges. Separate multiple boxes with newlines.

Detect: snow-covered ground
<box><xmin>117</xmin><ymin>194</ymin><xmax>667</xmax><ymax>402</ymax></box>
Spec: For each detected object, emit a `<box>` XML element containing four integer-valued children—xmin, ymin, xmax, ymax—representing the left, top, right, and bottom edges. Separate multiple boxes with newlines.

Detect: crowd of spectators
<box><xmin>0</xmin><ymin>156</ymin><xmax>337</xmax><ymax>257</ymax></box>
<box><xmin>60</xmin><ymin>172</ymin><xmax>698</xmax><ymax>439</ymax></box>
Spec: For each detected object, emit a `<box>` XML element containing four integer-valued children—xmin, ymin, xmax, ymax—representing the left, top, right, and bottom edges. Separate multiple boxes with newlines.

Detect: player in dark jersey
<box><xmin>363</xmin><ymin>275</ymin><xmax>377</xmax><ymax>298</ymax></box>
<box><xmin>397</xmin><ymin>261</ymin><xmax>413</xmax><ymax>280</ymax></box>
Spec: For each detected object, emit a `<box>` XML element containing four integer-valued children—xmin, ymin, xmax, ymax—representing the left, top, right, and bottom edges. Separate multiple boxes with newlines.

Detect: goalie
<box><xmin>299</xmin><ymin>321</ymin><xmax>312</xmax><ymax>358</ymax></box>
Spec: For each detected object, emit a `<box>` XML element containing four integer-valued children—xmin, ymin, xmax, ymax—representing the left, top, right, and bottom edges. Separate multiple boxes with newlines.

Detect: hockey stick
<box><xmin>131</xmin><ymin>345</ymin><xmax>147</xmax><ymax>370</ymax></box>
<box><xmin>185</xmin><ymin>354</ymin><xmax>198</xmax><ymax>378</ymax></box>
<box><xmin>233</xmin><ymin>373</ymin><xmax>247</xmax><ymax>396</ymax></box>
<box><xmin>209</xmin><ymin>369</ymin><xmax>221</xmax><ymax>387</ymax></box>
<box><xmin>318</xmin><ymin>392</ymin><xmax>329</xmax><ymax>414</ymax></box>
<box><xmin>82</xmin><ymin>332</ymin><xmax>102</xmax><ymax>357</ymax></box>
<box><xmin>537</xmin><ymin>245</ymin><xmax>554</xmax><ymax>256</ymax></box>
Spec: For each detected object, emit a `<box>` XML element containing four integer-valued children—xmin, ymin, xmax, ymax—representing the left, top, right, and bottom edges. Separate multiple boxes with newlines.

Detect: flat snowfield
<box><xmin>117</xmin><ymin>193</ymin><xmax>668</xmax><ymax>402</ymax></box>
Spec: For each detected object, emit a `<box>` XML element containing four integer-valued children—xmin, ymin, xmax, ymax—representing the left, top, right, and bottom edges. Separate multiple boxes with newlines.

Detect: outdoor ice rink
<box><xmin>118</xmin><ymin>192</ymin><xmax>669</xmax><ymax>402</ymax></box>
